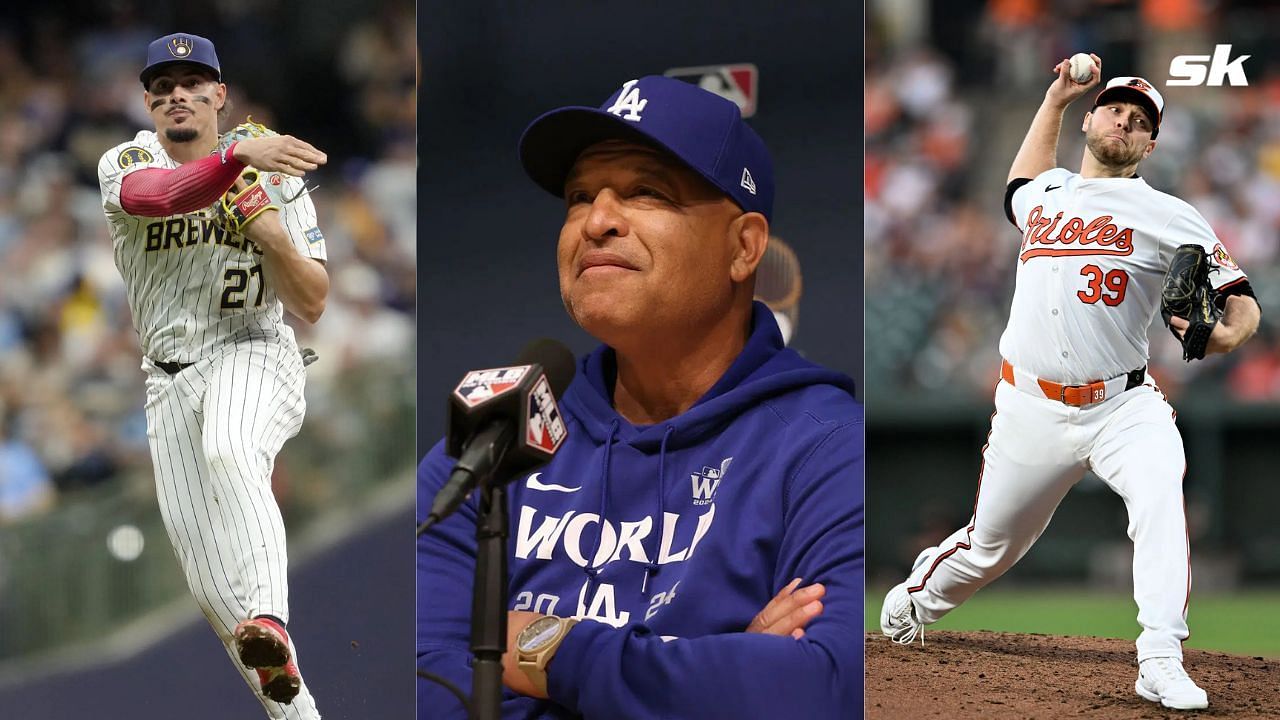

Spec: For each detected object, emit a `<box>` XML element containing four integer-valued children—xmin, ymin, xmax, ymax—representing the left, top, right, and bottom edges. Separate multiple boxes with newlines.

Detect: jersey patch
<box><xmin>304</xmin><ymin>227</ymin><xmax>324</xmax><ymax>246</ymax></box>
<box><xmin>117</xmin><ymin>146</ymin><xmax>154</xmax><ymax>168</ymax></box>
<box><xmin>1211</xmin><ymin>243</ymin><xmax>1239</xmax><ymax>271</ymax></box>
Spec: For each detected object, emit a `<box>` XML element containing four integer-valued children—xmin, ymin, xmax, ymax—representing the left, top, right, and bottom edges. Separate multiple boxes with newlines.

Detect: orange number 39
<box><xmin>1077</xmin><ymin>265</ymin><xmax>1128</xmax><ymax>306</ymax></box>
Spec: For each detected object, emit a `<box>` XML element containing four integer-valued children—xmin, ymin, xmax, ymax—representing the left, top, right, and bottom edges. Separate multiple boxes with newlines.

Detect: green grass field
<box><xmin>864</xmin><ymin>586</ymin><xmax>1280</xmax><ymax>658</ymax></box>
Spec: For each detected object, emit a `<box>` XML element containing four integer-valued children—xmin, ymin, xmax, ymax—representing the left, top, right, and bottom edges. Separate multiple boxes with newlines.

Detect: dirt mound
<box><xmin>865</xmin><ymin>630</ymin><xmax>1279</xmax><ymax>719</ymax></box>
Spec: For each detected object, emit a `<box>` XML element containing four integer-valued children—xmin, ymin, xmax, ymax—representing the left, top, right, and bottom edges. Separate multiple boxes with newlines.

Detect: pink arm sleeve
<box><xmin>119</xmin><ymin>143</ymin><xmax>247</xmax><ymax>216</ymax></box>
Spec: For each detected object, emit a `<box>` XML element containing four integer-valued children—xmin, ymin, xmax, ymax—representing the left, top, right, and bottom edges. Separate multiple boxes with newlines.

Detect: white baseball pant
<box><xmin>144</xmin><ymin>340</ymin><xmax>321</xmax><ymax>719</ymax></box>
<box><xmin>906</xmin><ymin>379</ymin><xmax>1191</xmax><ymax>661</ymax></box>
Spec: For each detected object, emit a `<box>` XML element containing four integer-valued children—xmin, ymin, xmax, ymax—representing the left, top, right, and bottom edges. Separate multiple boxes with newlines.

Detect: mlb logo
<box><xmin>453</xmin><ymin>366</ymin><xmax>529</xmax><ymax>408</ymax></box>
<box><xmin>664</xmin><ymin>63</ymin><xmax>759</xmax><ymax>118</ymax></box>
<box><xmin>525</xmin><ymin>374</ymin><xmax>567</xmax><ymax>455</ymax></box>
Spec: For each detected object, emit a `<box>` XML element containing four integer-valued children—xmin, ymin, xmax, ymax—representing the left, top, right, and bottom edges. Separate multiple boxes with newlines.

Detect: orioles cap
<box><xmin>140</xmin><ymin>33</ymin><xmax>221</xmax><ymax>87</ymax></box>
<box><xmin>1094</xmin><ymin>76</ymin><xmax>1164</xmax><ymax>137</ymax></box>
<box><xmin>519</xmin><ymin>75</ymin><xmax>775</xmax><ymax>221</ymax></box>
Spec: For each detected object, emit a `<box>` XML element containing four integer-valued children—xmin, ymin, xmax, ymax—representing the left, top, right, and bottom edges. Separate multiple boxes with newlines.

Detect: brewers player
<box><xmin>880</xmin><ymin>55</ymin><xmax>1260</xmax><ymax>710</ymax></box>
<box><xmin>96</xmin><ymin>33</ymin><xmax>328</xmax><ymax>719</ymax></box>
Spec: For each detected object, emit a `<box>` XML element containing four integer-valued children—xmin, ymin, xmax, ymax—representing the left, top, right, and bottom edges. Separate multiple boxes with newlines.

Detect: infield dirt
<box><xmin>865</xmin><ymin>630</ymin><xmax>1280</xmax><ymax>719</ymax></box>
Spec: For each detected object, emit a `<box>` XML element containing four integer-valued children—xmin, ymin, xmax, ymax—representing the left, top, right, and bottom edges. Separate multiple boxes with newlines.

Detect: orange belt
<box><xmin>1000</xmin><ymin>359</ymin><xmax>1144</xmax><ymax>407</ymax></box>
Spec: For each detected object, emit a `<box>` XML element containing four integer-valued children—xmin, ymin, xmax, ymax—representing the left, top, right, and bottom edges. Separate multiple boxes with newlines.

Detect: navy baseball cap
<box><xmin>140</xmin><ymin>33</ymin><xmax>221</xmax><ymax>87</ymax></box>
<box><xmin>519</xmin><ymin>75</ymin><xmax>775</xmax><ymax>221</ymax></box>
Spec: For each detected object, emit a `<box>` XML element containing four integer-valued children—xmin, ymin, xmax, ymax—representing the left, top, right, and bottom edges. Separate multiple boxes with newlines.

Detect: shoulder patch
<box><xmin>1212</xmin><ymin>243</ymin><xmax>1239</xmax><ymax>271</ymax></box>
<box><xmin>117</xmin><ymin>146</ymin><xmax>153</xmax><ymax>168</ymax></box>
<box><xmin>304</xmin><ymin>227</ymin><xmax>324</xmax><ymax>246</ymax></box>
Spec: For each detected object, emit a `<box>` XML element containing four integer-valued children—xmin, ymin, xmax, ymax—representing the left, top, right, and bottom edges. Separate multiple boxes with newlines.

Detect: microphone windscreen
<box><xmin>515</xmin><ymin>338</ymin><xmax>576</xmax><ymax>399</ymax></box>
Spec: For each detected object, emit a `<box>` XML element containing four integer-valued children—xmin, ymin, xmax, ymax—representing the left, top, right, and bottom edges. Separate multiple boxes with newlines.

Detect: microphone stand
<box><xmin>470</xmin><ymin>478</ymin><xmax>509</xmax><ymax>720</ymax></box>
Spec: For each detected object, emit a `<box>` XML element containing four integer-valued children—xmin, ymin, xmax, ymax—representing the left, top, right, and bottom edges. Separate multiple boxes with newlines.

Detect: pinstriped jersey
<box><xmin>98</xmin><ymin>130</ymin><xmax>328</xmax><ymax>363</ymax></box>
<box><xmin>1003</xmin><ymin>168</ymin><xmax>1247</xmax><ymax>384</ymax></box>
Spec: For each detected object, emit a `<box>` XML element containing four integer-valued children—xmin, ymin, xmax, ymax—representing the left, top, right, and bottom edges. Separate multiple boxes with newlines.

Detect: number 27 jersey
<box><xmin>1002</xmin><ymin>168</ymin><xmax>1247</xmax><ymax>384</ymax></box>
<box><xmin>97</xmin><ymin>131</ymin><xmax>328</xmax><ymax>363</ymax></box>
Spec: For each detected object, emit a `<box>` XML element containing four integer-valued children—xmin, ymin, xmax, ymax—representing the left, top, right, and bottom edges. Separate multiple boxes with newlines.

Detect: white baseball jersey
<box><xmin>1003</xmin><ymin>168</ymin><xmax>1247</xmax><ymax>383</ymax></box>
<box><xmin>889</xmin><ymin>166</ymin><xmax>1254</xmax><ymax>669</ymax></box>
<box><xmin>97</xmin><ymin>130</ymin><xmax>328</xmax><ymax>363</ymax></box>
<box><xmin>98</xmin><ymin>131</ymin><xmax>325</xmax><ymax>719</ymax></box>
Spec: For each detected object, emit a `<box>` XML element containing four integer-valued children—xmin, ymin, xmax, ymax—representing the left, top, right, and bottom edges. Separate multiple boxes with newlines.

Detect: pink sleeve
<box><xmin>120</xmin><ymin>143</ymin><xmax>247</xmax><ymax>216</ymax></box>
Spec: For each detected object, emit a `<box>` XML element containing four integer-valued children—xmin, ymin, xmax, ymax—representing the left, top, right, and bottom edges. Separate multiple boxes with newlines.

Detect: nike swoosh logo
<box><xmin>526</xmin><ymin>473</ymin><xmax>581</xmax><ymax>493</ymax></box>
<box><xmin>1046</xmin><ymin>184</ymin><xmax>1062</xmax><ymax>191</ymax></box>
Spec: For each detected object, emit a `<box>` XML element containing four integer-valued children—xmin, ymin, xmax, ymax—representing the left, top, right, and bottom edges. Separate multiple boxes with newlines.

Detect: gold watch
<box><xmin>516</xmin><ymin>615</ymin><xmax>579</xmax><ymax>696</ymax></box>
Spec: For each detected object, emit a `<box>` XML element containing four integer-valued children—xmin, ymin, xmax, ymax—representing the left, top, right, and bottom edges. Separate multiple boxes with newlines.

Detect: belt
<box><xmin>1000</xmin><ymin>359</ymin><xmax>1144</xmax><ymax>407</ymax></box>
<box><xmin>155</xmin><ymin>360</ymin><xmax>195</xmax><ymax>375</ymax></box>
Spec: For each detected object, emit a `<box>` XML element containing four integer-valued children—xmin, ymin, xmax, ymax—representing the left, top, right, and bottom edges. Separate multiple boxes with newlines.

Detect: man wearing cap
<box><xmin>417</xmin><ymin>76</ymin><xmax>863</xmax><ymax>719</ymax></box>
<box><xmin>879</xmin><ymin>55</ymin><xmax>1259</xmax><ymax>711</ymax></box>
<box><xmin>97</xmin><ymin>32</ymin><xmax>329</xmax><ymax>719</ymax></box>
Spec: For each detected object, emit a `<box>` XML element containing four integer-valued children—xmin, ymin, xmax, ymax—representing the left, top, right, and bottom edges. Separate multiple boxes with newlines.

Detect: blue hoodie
<box><xmin>417</xmin><ymin>303</ymin><xmax>863</xmax><ymax>720</ymax></box>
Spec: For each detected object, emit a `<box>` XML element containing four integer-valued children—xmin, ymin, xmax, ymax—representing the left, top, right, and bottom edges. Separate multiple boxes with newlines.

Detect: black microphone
<box><xmin>420</xmin><ymin>339</ymin><xmax>575</xmax><ymax>533</ymax></box>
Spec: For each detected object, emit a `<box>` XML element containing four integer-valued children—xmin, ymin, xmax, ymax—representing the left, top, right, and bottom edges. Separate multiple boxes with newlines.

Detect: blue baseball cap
<box><xmin>519</xmin><ymin>75</ymin><xmax>775</xmax><ymax>221</ymax></box>
<box><xmin>140</xmin><ymin>33</ymin><xmax>221</xmax><ymax>87</ymax></box>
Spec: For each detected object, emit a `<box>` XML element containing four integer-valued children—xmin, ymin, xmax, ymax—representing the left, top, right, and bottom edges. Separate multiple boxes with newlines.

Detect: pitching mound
<box><xmin>865</xmin><ymin>630</ymin><xmax>1280</xmax><ymax>719</ymax></box>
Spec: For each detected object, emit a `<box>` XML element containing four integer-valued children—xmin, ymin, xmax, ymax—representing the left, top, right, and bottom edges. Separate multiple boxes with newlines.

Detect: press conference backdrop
<box><xmin>417</xmin><ymin>0</ymin><xmax>863</xmax><ymax>449</ymax></box>
<box><xmin>866</xmin><ymin>1</ymin><xmax>1280</xmax><ymax>589</ymax></box>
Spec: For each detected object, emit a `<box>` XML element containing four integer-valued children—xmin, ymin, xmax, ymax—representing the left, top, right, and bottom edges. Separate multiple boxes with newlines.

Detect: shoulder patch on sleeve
<box><xmin>117</xmin><ymin>146</ymin><xmax>153</xmax><ymax>168</ymax></box>
<box><xmin>1212</xmin><ymin>243</ymin><xmax>1239</xmax><ymax>271</ymax></box>
<box><xmin>304</xmin><ymin>227</ymin><xmax>324</xmax><ymax>246</ymax></box>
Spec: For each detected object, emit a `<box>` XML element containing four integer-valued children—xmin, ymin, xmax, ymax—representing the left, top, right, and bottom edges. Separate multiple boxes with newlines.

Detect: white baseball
<box><xmin>1069</xmin><ymin>53</ymin><xmax>1095</xmax><ymax>84</ymax></box>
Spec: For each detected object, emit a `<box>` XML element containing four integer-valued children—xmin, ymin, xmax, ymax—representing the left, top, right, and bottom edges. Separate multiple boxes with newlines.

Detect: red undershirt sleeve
<box><xmin>120</xmin><ymin>142</ymin><xmax>246</xmax><ymax>216</ymax></box>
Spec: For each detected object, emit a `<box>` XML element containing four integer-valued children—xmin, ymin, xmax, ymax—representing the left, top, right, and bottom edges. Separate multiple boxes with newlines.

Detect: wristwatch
<box><xmin>516</xmin><ymin>615</ymin><xmax>579</xmax><ymax>696</ymax></box>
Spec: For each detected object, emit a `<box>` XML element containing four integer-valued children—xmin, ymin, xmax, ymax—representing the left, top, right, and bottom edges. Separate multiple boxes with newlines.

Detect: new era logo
<box><xmin>740</xmin><ymin>168</ymin><xmax>757</xmax><ymax>195</ymax></box>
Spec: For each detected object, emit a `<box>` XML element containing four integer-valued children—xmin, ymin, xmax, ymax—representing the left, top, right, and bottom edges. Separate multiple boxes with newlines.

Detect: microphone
<box><xmin>420</xmin><ymin>339</ymin><xmax>575</xmax><ymax>532</ymax></box>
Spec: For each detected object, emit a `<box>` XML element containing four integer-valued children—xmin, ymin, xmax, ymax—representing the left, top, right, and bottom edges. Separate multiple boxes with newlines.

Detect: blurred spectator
<box><xmin>0</xmin><ymin>406</ymin><xmax>55</xmax><ymax>523</ymax></box>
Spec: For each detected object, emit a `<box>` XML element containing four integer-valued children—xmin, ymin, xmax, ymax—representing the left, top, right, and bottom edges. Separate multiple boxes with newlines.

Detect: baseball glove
<box><xmin>213</xmin><ymin>167</ymin><xmax>298</xmax><ymax>235</ymax></box>
<box><xmin>215</xmin><ymin>117</ymin><xmax>277</xmax><ymax>159</ymax></box>
<box><xmin>212</xmin><ymin>118</ymin><xmax>315</xmax><ymax>234</ymax></box>
<box><xmin>1161</xmin><ymin>244</ymin><xmax>1221</xmax><ymax>361</ymax></box>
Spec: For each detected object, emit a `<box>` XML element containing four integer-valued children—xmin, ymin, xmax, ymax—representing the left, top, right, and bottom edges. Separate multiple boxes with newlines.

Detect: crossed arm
<box><xmin>417</xmin><ymin>422</ymin><xmax>864</xmax><ymax>720</ymax></box>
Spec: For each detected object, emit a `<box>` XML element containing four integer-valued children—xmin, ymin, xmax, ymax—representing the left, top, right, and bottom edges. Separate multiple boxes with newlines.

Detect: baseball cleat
<box><xmin>1135</xmin><ymin>657</ymin><xmax>1209</xmax><ymax>710</ymax></box>
<box><xmin>234</xmin><ymin>618</ymin><xmax>302</xmax><ymax>704</ymax></box>
<box><xmin>880</xmin><ymin>581</ymin><xmax>926</xmax><ymax>645</ymax></box>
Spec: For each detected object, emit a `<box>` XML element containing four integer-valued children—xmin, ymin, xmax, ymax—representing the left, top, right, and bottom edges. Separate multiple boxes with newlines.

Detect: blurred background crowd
<box><xmin>0</xmin><ymin>0</ymin><xmax>414</xmax><ymax>663</ymax></box>
<box><xmin>866</xmin><ymin>0</ymin><xmax>1280</xmax><ymax>404</ymax></box>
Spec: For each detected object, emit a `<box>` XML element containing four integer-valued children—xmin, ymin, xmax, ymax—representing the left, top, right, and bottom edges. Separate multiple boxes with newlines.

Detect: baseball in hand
<box><xmin>1068</xmin><ymin>53</ymin><xmax>1095</xmax><ymax>84</ymax></box>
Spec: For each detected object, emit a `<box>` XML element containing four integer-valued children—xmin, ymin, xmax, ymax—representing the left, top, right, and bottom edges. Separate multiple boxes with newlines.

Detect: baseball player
<box><xmin>96</xmin><ymin>33</ymin><xmax>329</xmax><ymax>719</ymax></box>
<box><xmin>880</xmin><ymin>55</ymin><xmax>1260</xmax><ymax>711</ymax></box>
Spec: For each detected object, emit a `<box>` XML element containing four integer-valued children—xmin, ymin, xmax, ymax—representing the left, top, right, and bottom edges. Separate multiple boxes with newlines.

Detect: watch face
<box><xmin>518</xmin><ymin>616</ymin><xmax>562</xmax><ymax>653</ymax></box>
